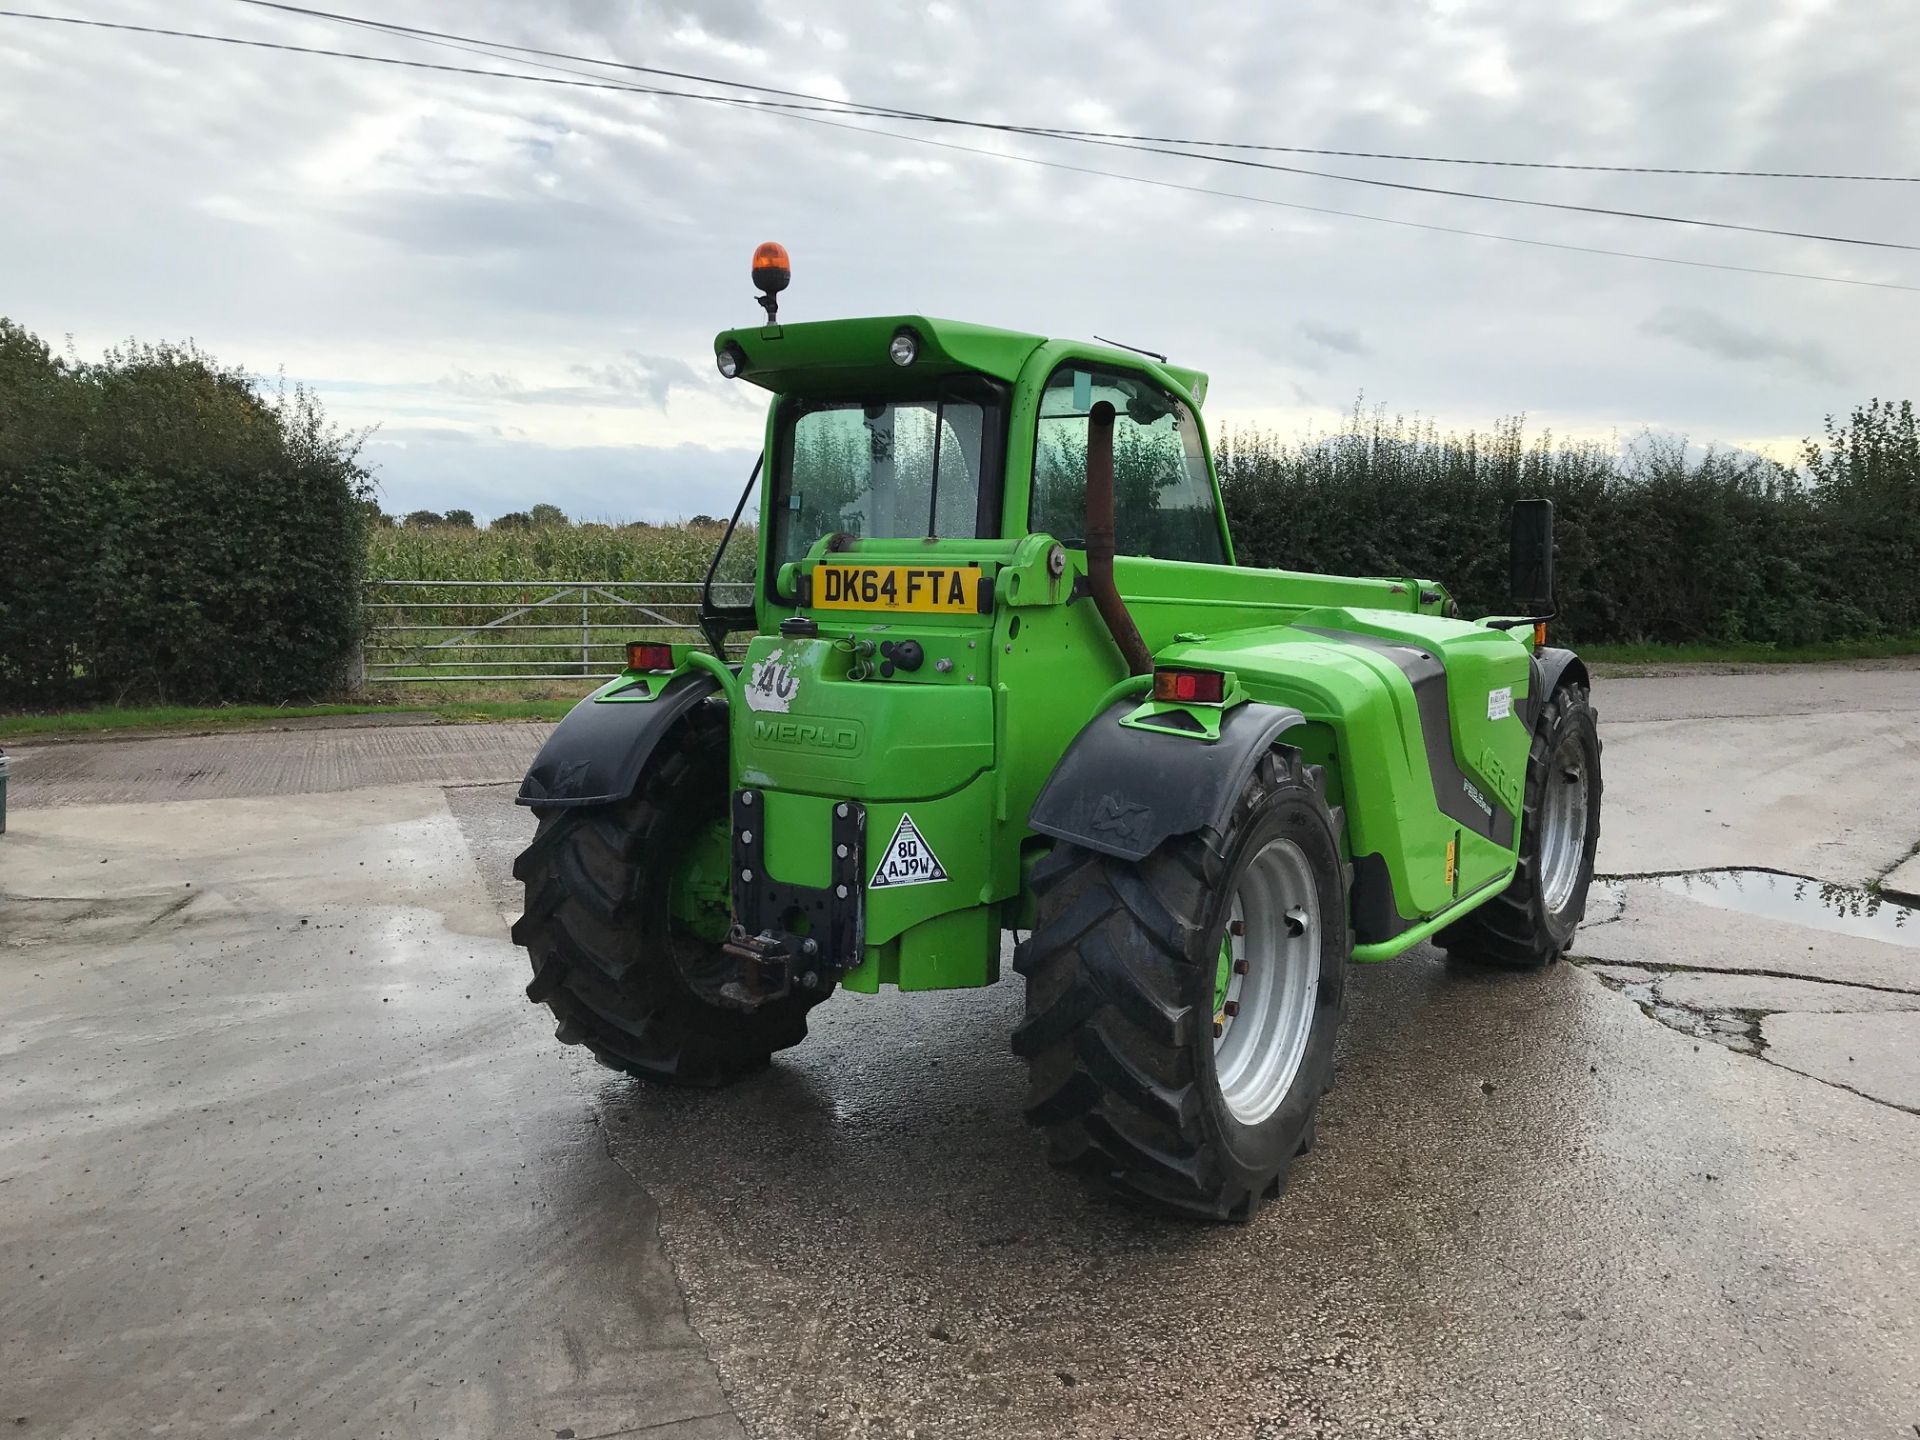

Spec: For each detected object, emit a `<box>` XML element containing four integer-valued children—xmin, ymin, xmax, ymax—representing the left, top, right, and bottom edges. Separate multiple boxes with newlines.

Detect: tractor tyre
<box><xmin>1013</xmin><ymin>747</ymin><xmax>1349</xmax><ymax>1222</ymax></box>
<box><xmin>510</xmin><ymin>700</ymin><xmax>824</xmax><ymax>1085</ymax></box>
<box><xmin>1438</xmin><ymin>679</ymin><xmax>1602</xmax><ymax>970</ymax></box>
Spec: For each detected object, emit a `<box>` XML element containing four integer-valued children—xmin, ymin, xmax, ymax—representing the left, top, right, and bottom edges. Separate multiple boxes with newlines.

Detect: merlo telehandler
<box><xmin>512</xmin><ymin>244</ymin><xmax>1602</xmax><ymax>1220</ymax></box>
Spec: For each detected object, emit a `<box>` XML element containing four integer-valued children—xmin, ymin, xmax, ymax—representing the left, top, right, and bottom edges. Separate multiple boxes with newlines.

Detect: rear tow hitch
<box><xmin>714</xmin><ymin>790</ymin><xmax>866</xmax><ymax>1011</ymax></box>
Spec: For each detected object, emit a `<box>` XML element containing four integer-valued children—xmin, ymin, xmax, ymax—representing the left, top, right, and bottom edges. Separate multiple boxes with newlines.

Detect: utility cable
<box><xmin>229</xmin><ymin>0</ymin><xmax>1920</xmax><ymax>185</ymax></box>
<box><xmin>3</xmin><ymin>8</ymin><xmax>1917</xmax><ymax>292</ymax></box>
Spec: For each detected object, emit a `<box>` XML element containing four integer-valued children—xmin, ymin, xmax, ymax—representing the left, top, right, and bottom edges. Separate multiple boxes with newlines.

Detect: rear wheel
<box><xmin>1439</xmin><ymin>679</ymin><xmax>1602</xmax><ymax>970</ymax></box>
<box><xmin>1013</xmin><ymin>748</ymin><xmax>1349</xmax><ymax>1221</ymax></box>
<box><xmin>511</xmin><ymin>702</ymin><xmax>826</xmax><ymax>1085</ymax></box>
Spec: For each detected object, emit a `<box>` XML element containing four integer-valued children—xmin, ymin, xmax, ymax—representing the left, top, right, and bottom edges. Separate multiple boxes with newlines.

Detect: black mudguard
<box><xmin>516</xmin><ymin>672</ymin><xmax>723</xmax><ymax>809</ymax></box>
<box><xmin>1527</xmin><ymin>646</ymin><xmax>1589</xmax><ymax>723</ymax></box>
<box><xmin>1027</xmin><ymin>699</ymin><xmax>1307</xmax><ymax>863</ymax></box>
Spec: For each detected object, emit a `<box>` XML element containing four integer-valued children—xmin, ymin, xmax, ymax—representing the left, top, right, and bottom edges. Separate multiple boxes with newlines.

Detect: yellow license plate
<box><xmin>814</xmin><ymin>564</ymin><xmax>982</xmax><ymax>614</ymax></box>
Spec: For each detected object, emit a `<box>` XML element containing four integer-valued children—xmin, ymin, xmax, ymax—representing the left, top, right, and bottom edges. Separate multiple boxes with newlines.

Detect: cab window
<box><xmin>1030</xmin><ymin>365</ymin><xmax>1226</xmax><ymax>564</ymax></box>
<box><xmin>769</xmin><ymin>378</ymin><xmax>1006</xmax><ymax>575</ymax></box>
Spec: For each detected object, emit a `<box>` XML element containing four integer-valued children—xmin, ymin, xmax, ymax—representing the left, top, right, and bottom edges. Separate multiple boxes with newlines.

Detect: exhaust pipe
<box><xmin>1084</xmin><ymin>400</ymin><xmax>1153</xmax><ymax>677</ymax></box>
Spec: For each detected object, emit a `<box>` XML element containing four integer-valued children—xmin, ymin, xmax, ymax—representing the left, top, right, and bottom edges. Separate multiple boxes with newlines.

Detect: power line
<box><xmin>231</xmin><ymin>0</ymin><xmax>1920</xmax><ymax>186</ymax></box>
<box><xmin>3</xmin><ymin>8</ymin><xmax>1917</xmax><ymax>294</ymax></box>
<box><xmin>10</xmin><ymin>7</ymin><xmax>1914</xmax><ymax>256</ymax></box>
<box><xmin>772</xmin><ymin>107</ymin><xmax>1920</xmax><ymax>295</ymax></box>
<box><xmin>206</xmin><ymin>5</ymin><xmax>1920</xmax><ymax>254</ymax></box>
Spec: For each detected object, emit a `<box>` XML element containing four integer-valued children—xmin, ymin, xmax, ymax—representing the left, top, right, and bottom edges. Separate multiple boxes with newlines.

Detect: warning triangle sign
<box><xmin>869</xmin><ymin>813</ymin><xmax>949</xmax><ymax>889</ymax></box>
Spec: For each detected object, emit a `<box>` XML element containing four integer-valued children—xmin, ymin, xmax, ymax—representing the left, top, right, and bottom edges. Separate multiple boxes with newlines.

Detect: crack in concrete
<box><xmin>1571</xmin><ymin>957</ymin><xmax>1920</xmax><ymax>1000</ymax></box>
<box><xmin>1574</xmin><ymin>959</ymin><xmax>1920</xmax><ymax>1117</ymax></box>
<box><xmin>1872</xmin><ymin>835</ymin><xmax>1920</xmax><ymax>900</ymax></box>
<box><xmin>583</xmin><ymin>1099</ymin><xmax>747</xmax><ymax>1440</ymax></box>
<box><xmin>1750</xmin><ymin>1053</ymin><xmax>1920</xmax><ymax>1119</ymax></box>
<box><xmin>1597</xmin><ymin>864</ymin><xmax>1822</xmax><ymax>883</ymax></box>
<box><xmin>577</xmin><ymin>1409</ymin><xmax>739</xmax><ymax>1440</ymax></box>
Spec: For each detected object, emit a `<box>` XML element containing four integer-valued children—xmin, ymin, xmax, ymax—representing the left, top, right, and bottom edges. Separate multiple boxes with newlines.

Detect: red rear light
<box><xmin>627</xmin><ymin>642</ymin><xmax>675</xmax><ymax>672</ymax></box>
<box><xmin>1152</xmin><ymin>667</ymin><xmax>1225</xmax><ymax>705</ymax></box>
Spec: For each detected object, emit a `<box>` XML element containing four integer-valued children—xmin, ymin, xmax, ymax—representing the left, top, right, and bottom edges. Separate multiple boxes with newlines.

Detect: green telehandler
<box><xmin>511</xmin><ymin>245</ymin><xmax>1602</xmax><ymax>1220</ymax></box>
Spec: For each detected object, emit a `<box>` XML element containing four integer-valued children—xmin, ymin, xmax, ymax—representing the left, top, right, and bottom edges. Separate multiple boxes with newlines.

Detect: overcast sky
<box><xmin>3</xmin><ymin>0</ymin><xmax>1915</xmax><ymax>523</ymax></box>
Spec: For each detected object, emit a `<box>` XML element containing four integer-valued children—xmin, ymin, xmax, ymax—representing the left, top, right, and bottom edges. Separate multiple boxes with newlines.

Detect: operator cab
<box><xmin>709</xmin><ymin>244</ymin><xmax>1231</xmax><ymax>616</ymax></box>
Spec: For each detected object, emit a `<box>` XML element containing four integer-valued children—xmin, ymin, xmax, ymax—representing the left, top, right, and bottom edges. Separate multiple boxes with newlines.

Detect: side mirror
<box><xmin>1508</xmin><ymin>498</ymin><xmax>1554</xmax><ymax>615</ymax></box>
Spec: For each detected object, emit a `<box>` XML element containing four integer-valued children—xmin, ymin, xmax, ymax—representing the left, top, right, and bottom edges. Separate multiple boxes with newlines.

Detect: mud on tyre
<box><xmin>1013</xmin><ymin>747</ymin><xmax>1349</xmax><ymax>1221</ymax></box>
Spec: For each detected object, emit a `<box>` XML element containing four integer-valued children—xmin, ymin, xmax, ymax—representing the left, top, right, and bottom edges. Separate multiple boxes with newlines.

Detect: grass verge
<box><xmin>0</xmin><ymin>698</ymin><xmax>574</xmax><ymax>742</ymax></box>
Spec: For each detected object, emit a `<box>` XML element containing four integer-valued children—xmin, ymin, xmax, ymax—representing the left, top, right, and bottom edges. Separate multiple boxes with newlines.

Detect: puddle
<box><xmin>1613</xmin><ymin>870</ymin><xmax>1920</xmax><ymax>949</ymax></box>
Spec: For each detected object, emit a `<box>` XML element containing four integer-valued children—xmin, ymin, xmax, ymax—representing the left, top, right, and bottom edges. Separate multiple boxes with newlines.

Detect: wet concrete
<box><xmin>0</xmin><ymin>789</ymin><xmax>739</xmax><ymax>1439</ymax></box>
<box><xmin>1760</xmin><ymin>1011</ymin><xmax>1920</xmax><ymax>1112</ymax></box>
<box><xmin>4</xmin><ymin>662</ymin><xmax>1920</xmax><ymax>1438</ymax></box>
<box><xmin>560</xmin><ymin>940</ymin><xmax>1920</xmax><ymax>1440</ymax></box>
<box><xmin>1887</xmin><ymin>849</ymin><xmax>1920</xmax><ymax>902</ymax></box>
<box><xmin>1578</xmin><ymin>881</ymin><xmax>1918</xmax><ymax>993</ymax></box>
<box><xmin>1631</xmin><ymin>870</ymin><xmax>1920</xmax><ymax>947</ymax></box>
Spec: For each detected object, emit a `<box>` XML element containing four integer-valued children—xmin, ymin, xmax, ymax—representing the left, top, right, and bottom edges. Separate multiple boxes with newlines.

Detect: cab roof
<box><xmin>713</xmin><ymin>315</ymin><xmax>1209</xmax><ymax>407</ymax></box>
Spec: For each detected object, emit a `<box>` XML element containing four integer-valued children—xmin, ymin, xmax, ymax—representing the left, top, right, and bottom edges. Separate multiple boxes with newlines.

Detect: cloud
<box><xmin>2</xmin><ymin>0</ymin><xmax>1914</xmax><ymax>522</ymax></box>
<box><xmin>1641</xmin><ymin>306</ymin><xmax>1848</xmax><ymax>384</ymax></box>
<box><xmin>434</xmin><ymin>352</ymin><xmax>705</xmax><ymax>409</ymax></box>
<box><xmin>1299</xmin><ymin>322</ymin><xmax>1372</xmax><ymax>358</ymax></box>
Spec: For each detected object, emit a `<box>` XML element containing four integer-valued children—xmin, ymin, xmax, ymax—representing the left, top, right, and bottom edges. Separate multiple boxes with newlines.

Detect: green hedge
<box><xmin>0</xmin><ymin>321</ymin><xmax>371</xmax><ymax>707</ymax></box>
<box><xmin>1218</xmin><ymin>402</ymin><xmax>1919</xmax><ymax>646</ymax></box>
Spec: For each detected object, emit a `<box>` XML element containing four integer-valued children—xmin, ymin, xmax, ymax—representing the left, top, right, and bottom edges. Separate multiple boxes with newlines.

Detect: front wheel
<box><xmin>1439</xmin><ymin>679</ymin><xmax>1603</xmax><ymax>969</ymax></box>
<box><xmin>1013</xmin><ymin>748</ymin><xmax>1350</xmax><ymax>1221</ymax></box>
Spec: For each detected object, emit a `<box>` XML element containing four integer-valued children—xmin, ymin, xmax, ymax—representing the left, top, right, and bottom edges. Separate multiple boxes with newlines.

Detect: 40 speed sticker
<box><xmin>870</xmin><ymin>813</ymin><xmax>949</xmax><ymax>888</ymax></box>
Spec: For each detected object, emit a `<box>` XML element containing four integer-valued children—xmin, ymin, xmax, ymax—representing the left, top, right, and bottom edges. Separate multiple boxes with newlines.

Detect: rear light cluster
<box><xmin>1152</xmin><ymin>667</ymin><xmax>1225</xmax><ymax>704</ymax></box>
<box><xmin>627</xmin><ymin>642</ymin><xmax>676</xmax><ymax>673</ymax></box>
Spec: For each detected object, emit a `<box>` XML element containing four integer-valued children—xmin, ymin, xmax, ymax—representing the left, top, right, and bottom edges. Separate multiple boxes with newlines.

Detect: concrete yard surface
<box><xmin>1</xmin><ymin>789</ymin><xmax>739</xmax><ymax>1440</ymax></box>
<box><xmin>3</xmin><ymin>659</ymin><xmax>1919</xmax><ymax>1438</ymax></box>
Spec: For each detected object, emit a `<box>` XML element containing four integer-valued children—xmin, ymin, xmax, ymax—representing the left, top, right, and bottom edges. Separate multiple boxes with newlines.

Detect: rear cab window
<box><xmin>1030</xmin><ymin>365</ymin><xmax>1227</xmax><ymax>564</ymax></box>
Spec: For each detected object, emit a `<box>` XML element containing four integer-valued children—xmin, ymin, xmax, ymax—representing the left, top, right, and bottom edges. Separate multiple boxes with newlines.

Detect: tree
<box><xmin>529</xmin><ymin>503</ymin><xmax>567</xmax><ymax>528</ymax></box>
<box><xmin>404</xmin><ymin>509</ymin><xmax>445</xmax><ymax>528</ymax></box>
<box><xmin>442</xmin><ymin>508</ymin><xmax>475</xmax><ymax>527</ymax></box>
<box><xmin>491</xmin><ymin>510</ymin><xmax>532</xmax><ymax>530</ymax></box>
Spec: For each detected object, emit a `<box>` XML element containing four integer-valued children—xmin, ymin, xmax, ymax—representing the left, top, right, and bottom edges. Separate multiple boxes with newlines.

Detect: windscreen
<box><xmin>770</xmin><ymin>390</ymin><xmax>999</xmax><ymax>571</ymax></box>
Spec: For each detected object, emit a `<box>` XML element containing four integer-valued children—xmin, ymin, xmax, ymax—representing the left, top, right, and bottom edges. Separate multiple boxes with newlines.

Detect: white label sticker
<box><xmin>869</xmin><ymin>813</ymin><xmax>949</xmax><ymax>889</ymax></box>
<box><xmin>744</xmin><ymin>651</ymin><xmax>799</xmax><ymax>713</ymax></box>
<box><xmin>1487</xmin><ymin>686</ymin><xmax>1512</xmax><ymax>721</ymax></box>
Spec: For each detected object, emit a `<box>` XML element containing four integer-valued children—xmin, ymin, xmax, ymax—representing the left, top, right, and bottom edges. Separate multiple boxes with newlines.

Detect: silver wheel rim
<box><xmin>1213</xmin><ymin>837</ymin><xmax>1323</xmax><ymax>1126</ymax></box>
<box><xmin>1538</xmin><ymin>733</ymin><xmax>1591</xmax><ymax>916</ymax></box>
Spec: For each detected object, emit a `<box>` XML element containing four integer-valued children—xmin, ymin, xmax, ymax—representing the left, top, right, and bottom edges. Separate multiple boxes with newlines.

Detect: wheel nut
<box><xmin>1223</xmin><ymin>1000</ymin><xmax>1241</xmax><ymax>1018</ymax></box>
<box><xmin>1234</xmin><ymin>959</ymin><xmax>1250</xmax><ymax>975</ymax></box>
<box><xmin>1230</xmin><ymin>919</ymin><xmax>1246</xmax><ymax>937</ymax></box>
<box><xmin>1212</xmin><ymin>1019</ymin><xmax>1224</xmax><ymax>1038</ymax></box>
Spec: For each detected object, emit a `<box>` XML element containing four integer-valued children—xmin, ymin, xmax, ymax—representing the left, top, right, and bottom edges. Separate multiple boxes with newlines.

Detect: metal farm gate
<box><xmin>361</xmin><ymin>579</ymin><xmax>750</xmax><ymax>684</ymax></box>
